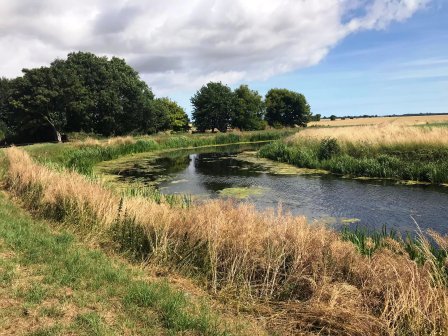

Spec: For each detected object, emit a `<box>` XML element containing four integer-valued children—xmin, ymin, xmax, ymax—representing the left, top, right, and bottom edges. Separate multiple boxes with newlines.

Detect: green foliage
<box><xmin>258</xmin><ymin>141</ymin><xmax>318</xmax><ymax>168</ymax></box>
<box><xmin>232</xmin><ymin>85</ymin><xmax>265</xmax><ymax>131</ymax></box>
<box><xmin>192</xmin><ymin>82</ymin><xmax>237</xmax><ymax>132</ymax></box>
<box><xmin>265</xmin><ymin>88</ymin><xmax>311</xmax><ymax>127</ymax></box>
<box><xmin>309</xmin><ymin>114</ymin><xmax>321</xmax><ymax>122</ymax></box>
<box><xmin>0</xmin><ymin>77</ymin><xmax>13</xmax><ymax>135</ymax></box>
<box><xmin>2</xmin><ymin>52</ymin><xmax>159</xmax><ymax>142</ymax></box>
<box><xmin>330</xmin><ymin>115</ymin><xmax>337</xmax><ymax>121</ymax></box>
<box><xmin>151</xmin><ymin>97</ymin><xmax>189</xmax><ymax>132</ymax></box>
<box><xmin>67</xmin><ymin>139</ymin><xmax>159</xmax><ymax>175</ymax></box>
<box><xmin>259</xmin><ymin>139</ymin><xmax>448</xmax><ymax>183</ymax></box>
<box><xmin>341</xmin><ymin>225</ymin><xmax>398</xmax><ymax>257</ymax></box>
<box><xmin>317</xmin><ymin>138</ymin><xmax>341</xmax><ymax>160</ymax></box>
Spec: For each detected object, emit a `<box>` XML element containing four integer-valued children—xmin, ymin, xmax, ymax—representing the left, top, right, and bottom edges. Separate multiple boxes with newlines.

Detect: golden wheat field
<box><xmin>308</xmin><ymin>114</ymin><xmax>448</xmax><ymax>127</ymax></box>
<box><xmin>291</xmin><ymin>123</ymin><xmax>448</xmax><ymax>146</ymax></box>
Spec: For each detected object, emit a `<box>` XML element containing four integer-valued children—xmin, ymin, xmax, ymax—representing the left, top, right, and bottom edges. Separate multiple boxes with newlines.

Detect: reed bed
<box><xmin>259</xmin><ymin>124</ymin><xmax>448</xmax><ymax>184</ymax></box>
<box><xmin>3</xmin><ymin>147</ymin><xmax>448</xmax><ymax>335</ymax></box>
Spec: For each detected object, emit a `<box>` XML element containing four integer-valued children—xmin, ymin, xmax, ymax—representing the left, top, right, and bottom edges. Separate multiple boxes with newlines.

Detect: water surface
<box><xmin>99</xmin><ymin>143</ymin><xmax>448</xmax><ymax>234</ymax></box>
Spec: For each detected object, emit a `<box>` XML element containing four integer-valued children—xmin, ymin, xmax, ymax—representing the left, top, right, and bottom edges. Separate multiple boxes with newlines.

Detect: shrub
<box><xmin>318</xmin><ymin>137</ymin><xmax>341</xmax><ymax>161</ymax></box>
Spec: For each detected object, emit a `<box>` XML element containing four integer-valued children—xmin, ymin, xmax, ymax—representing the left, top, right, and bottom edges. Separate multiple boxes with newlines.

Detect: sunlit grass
<box><xmin>4</xmin><ymin>146</ymin><xmax>448</xmax><ymax>335</ymax></box>
<box><xmin>0</xmin><ymin>191</ymin><xmax>250</xmax><ymax>336</ymax></box>
<box><xmin>259</xmin><ymin>124</ymin><xmax>448</xmax><ymax>183</ymax></box>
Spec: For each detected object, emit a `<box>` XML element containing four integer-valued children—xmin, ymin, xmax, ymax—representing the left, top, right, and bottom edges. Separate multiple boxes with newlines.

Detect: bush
<box><xmin>318</xmin><ymin>137</ymin><xmax>341</xmax><ymax>160</ymax></box>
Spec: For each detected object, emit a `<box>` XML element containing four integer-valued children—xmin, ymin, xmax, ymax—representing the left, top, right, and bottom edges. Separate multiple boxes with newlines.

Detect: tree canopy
<box><xmin>1</xmin><ymin>52</ymin><xmax>168</xmax><ymax>143</ymax></box>
<box><xmin>232</xmin><ymin>85</ymin><xmax>265</xmax><ymax>131</ymax></box>
<box><xmin>191</xmin><ymin>83</ymin><xmax>312</xmax><ymax>132</ymax></box>
<box><xmin>1</xmin><ymin>53</ymin><xmax>313</xmax><ymax>143</ymax></box>
<box><xmin>191</xmin><ymin>82</ymin><xmax>236</xmax><ymax>132</ymax></box>
<box><xmin>150</xmin><ymin>98</ymin><xmax>189</xmax><ymax>132</ymax></box>
<box><xmin>265</xmin><ymin>88</ymin><xmax>311</xmax><ymax>127</ymax></box>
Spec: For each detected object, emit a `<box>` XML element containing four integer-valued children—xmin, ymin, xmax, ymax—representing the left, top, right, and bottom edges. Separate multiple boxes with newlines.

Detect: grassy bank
<box><xmin>0</xmin><ymin>191</ymin><xmax>263</xmax><ymax>335</ymax></box>
<box><xmin>259</xmin><ymin>125</ymin><xmax>448</xmax><ymax>183</ymax></box>
<box><xmin>25</xmin><ymin>130</ymin><xmax>294</xmax><ymax>175</ymax></box>
<box><xmin>3</xmin><ymin>146</ymin><xmax>448</xmax><ymax>335</ymax></box>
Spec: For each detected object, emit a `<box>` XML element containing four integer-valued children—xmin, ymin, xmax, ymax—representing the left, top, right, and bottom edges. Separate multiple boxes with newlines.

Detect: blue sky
<box><xmin>0</xmin><ymin>0</ymin><xmax>446</xmax><ymax>118</ymax></box>
<box><xmin>172</xmin><ymin>3</ymin><xmax>448</xmax><ymax>117</ymax></box>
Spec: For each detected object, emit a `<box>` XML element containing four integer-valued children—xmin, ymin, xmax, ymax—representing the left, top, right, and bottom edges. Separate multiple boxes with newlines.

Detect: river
<box><xmin>97</xmin><ymin>143</ymin><xmax>448</xmax><ymax>234</ymax></box>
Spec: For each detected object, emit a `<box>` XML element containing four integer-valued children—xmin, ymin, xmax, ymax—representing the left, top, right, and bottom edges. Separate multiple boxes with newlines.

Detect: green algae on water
<box><xmin>341</xmin><ymin>218</ymin><xmax>361</xmax><ymax>224</ymax></box>
<box><xmin>218</xmin><ymin>187</ymin><xmax>266</xmax><ymax>199</ymax></box>
<box><xmin>236</xmin><ymin>151</ymin><xmax>328</xmax><ymax>175</ymax></box>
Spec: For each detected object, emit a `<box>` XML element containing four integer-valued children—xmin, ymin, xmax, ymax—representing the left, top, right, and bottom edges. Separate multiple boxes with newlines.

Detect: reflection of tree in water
<box><xmin>193</xmin><ymin>153</ymin><xmax>262</xmax><ymax>177</ymax></box>
<box><xmin>115</xmin><ymin>155</ymin><xmax>191</xmax><ymax>184</ymax></box>
<box><xmin>109</xmin><ymin>143</ymin><xmax>269</xmax><ymax>188</ymax></box>
<box><xmin>153</xmin><ymin>155</ymin><xmax>191</xmax><ymax>174</ymax></box>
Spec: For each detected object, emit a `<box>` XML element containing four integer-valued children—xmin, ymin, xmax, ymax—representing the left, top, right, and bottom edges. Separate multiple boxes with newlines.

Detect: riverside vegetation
<box><xmin>1</xmin><ymin>130</ymin><xmax>448</xmax><ymax>335</ymax></box>
<box><xmin>259</xmin><ymin>124</ymin><xmax>448</xmax><ymax>184</ymax></box>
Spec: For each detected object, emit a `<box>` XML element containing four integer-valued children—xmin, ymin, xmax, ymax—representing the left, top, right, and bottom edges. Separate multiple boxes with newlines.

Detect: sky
<box><xmin>0</xmin><ymin>0</ymin><xmax>446</xmax><ymax>117</ymax></box>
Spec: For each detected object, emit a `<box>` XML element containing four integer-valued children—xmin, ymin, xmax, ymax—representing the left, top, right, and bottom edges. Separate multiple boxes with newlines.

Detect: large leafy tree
<box><xmin>151</xmin><ymin>98</ymin><xmax>189</xmax><ymax>132</ymax></box>
<box><xmin>3</xmin><ymin>52</ymin><xmax>158</xmax><ymax>142</ymax></box>
<box><xmin>265</xmin><ymin>89</ymin><xmax>311</xmax><ymax>127</ymax></box>
<box><xmin>7</xmin><ymin>67</ymin><xmax>66</xmax><ymax>142</ymax></box>
<box><xmin>232</xmin><ymin>84</ymin><xmax>265</xmax><ymax>130</ymax></box>
<box><xmin>191</xmin><ymin>82</ymin><xmax>236</xmax><ymax>132</ymax></box>
<box><xmin>52</xmin><ymin>52</ymin><xmax>155</xmax><ymax>136</ymax></box>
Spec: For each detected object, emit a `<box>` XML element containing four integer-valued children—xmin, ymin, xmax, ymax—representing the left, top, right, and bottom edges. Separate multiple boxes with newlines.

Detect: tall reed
<box><xmin>3</xmin><ymin>147</ymin><xmax>448</xmax><ymax>335</ymax></box>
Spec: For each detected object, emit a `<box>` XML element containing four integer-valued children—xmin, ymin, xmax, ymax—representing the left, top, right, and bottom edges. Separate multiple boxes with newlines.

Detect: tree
<box><xmin>7</xmin><ymin>66</ymin><xmax>66</xmax><ymax>142</ymax></box>
<box><xmin>232</xmin><ymin>85</ymin><xmax>265</xmax><ymax>130</ymax></box>
<box><xmin>191</xmin><ymin>82</ymin><xmax>236</xmax><ymax>132</ymax></box>
<box><xmin>330</xmin><ymin>115</ymin><xmax>337</xmax><ymax>121</ymax></box>
<box><xmin>55</xmin><ymin>52</ymin><xmax>155</xmax><ymax>136</ymax></box>
<box><xmin>3</xmin><ymin>52</ymin><xmax>157</xmax><ymax>142</ymax></box>
<box><xmin>0</xmin><ymin>77</ymin><xmax>14</xmax><ymax>139</ymax></box>
<box><xmin>150</xmin><ymin>98</ymin><xmax>189</xmax><ymax>132</ymax></box>
<box><xmin>309</xmin><ymin>113</ymin><xmax>321</xmax><ymax>122</ymax></box>
<box><xmin>265</xmin><ymin>89</ymin><xmax>311</xmax><ymax>127</ymax></box>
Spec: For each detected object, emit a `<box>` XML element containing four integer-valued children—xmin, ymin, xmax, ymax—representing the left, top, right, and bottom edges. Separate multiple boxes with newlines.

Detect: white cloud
<box><xmin>0</xmin><ymin>0</ymin><xmax>430</xmax><ymax>94</ymax></box>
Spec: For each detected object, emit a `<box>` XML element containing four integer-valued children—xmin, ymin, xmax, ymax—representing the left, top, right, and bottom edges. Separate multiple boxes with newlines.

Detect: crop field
<box><xmin>309</xmin><ymin>114</ymin><xmax>448</xmax><ymax>127</ymax></box>
<box><xmin>290</xmin><ymin>123</ymin><xmax>448</xmax><ymax>146</ymax></box>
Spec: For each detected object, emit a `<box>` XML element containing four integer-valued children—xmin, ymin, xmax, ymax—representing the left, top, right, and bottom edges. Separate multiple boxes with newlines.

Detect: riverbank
<box><xmin>2</xmin><ymin>137</ymin><xmax>448</xmax><ymax>335</ymax></box>
<box><xmin>0</xmin><ymin>190</ymin><xmax>266</xmax><ymax>335</ymax></box>
<box><xmin>24</xmin><ymin>130</ymin><xmax>294</xmax><ymax>175</ymax></box>
<box><xmin>259</xmin><ymin>124</ymin><xmax>448</xmax><ymax>184</ymax></box>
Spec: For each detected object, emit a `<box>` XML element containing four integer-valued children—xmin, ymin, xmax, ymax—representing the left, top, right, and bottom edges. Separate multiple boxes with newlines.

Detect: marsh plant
<box><xmin>259</xmin><ymin>125</ymin><xmax>448</xmax><ymax>183</ymax></box>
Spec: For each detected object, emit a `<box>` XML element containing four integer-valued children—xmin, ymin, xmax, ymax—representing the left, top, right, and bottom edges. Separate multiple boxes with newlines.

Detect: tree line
<box><xmin>191</xmin><ymin>82</ymin><xmax>311</xmax><ymax>132</ymax></box>
<box><xmin>0</xmin><ymin>52</ymin><xmax>312</xmax><ymax>144</ymax></box>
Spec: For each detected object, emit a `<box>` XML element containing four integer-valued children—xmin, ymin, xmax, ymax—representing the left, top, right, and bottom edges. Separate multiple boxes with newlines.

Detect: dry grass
<box><xmin>74</xmin><ymin>135</ymin><xmax>136</xmax><ymax>147</ymax></box>
<box><xmin>4</xmin><ymin>147</ymin><xmax>448</xmax><ymax>335</ymax></box>
<box><xmin>309</xmin><ymin>115</ymin><xmax>448</xmax><ymax>127</ymax></box>
<box><xmin>290</xmin><ymin>124</ymin><xmax>448</xmax><ymax>147</ymax></box>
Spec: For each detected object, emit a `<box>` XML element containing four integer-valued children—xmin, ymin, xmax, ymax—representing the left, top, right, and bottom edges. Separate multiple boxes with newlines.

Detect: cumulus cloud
<box><xmin>0</xmin><ymin>0</ymin><xmax>430</xmax><ymax>94</ymax></box>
